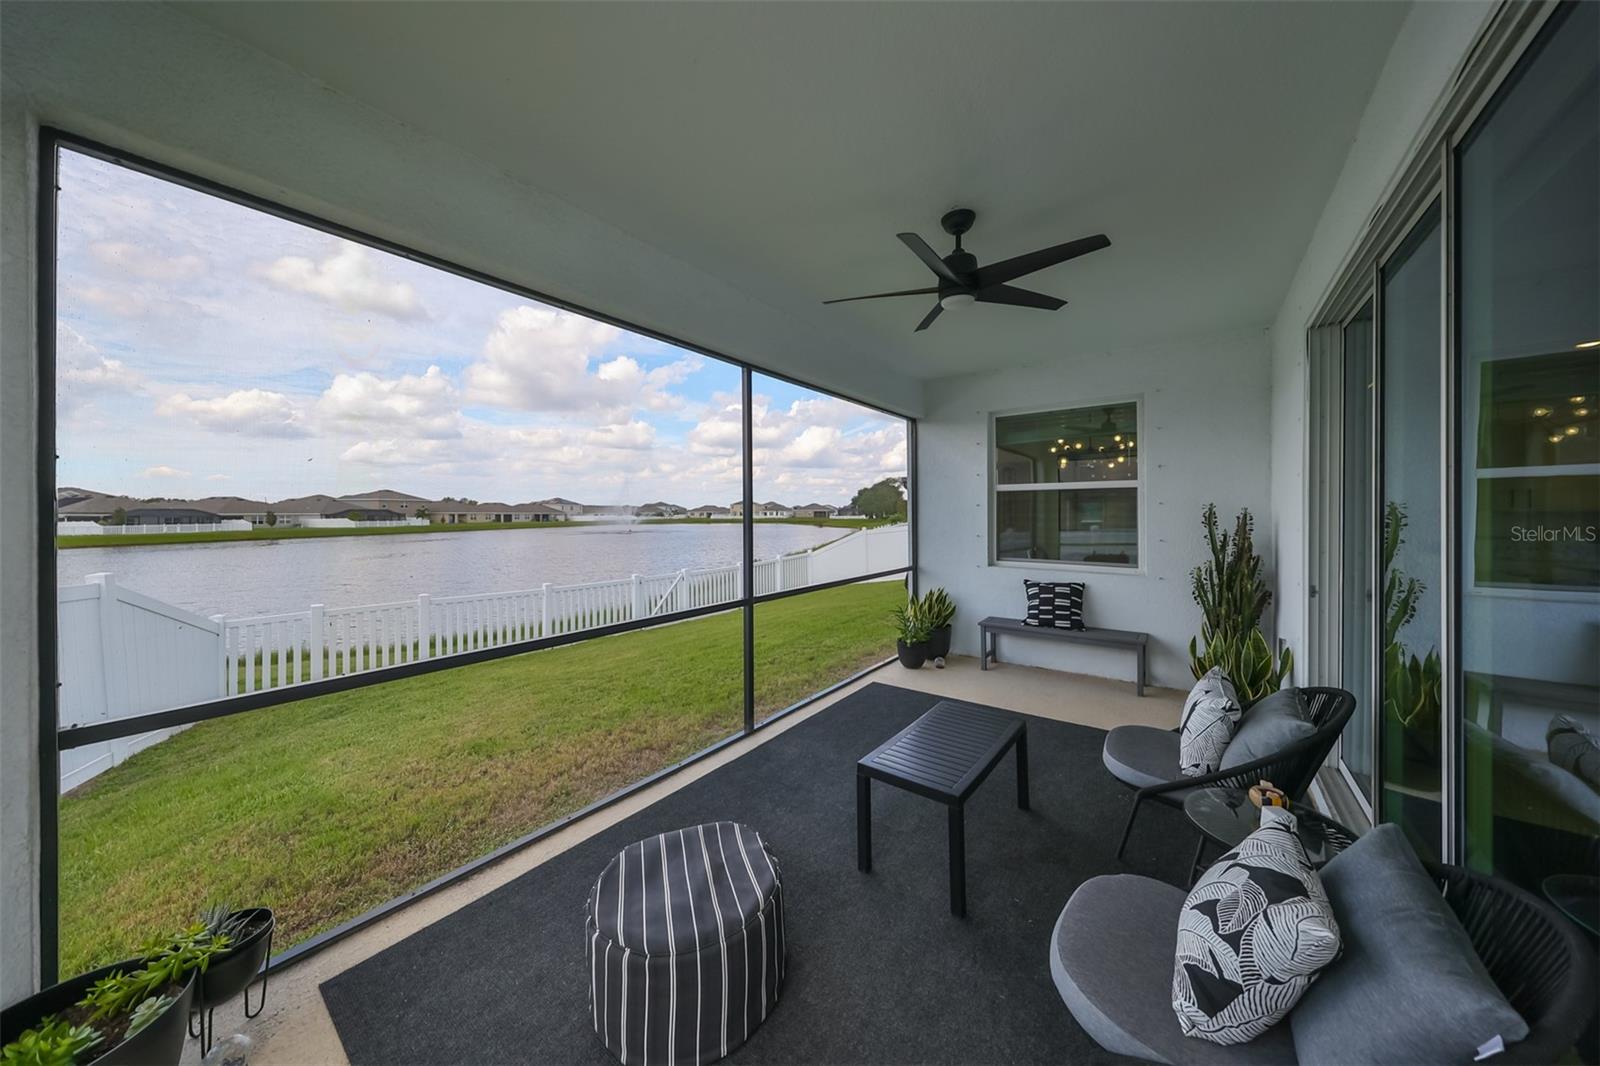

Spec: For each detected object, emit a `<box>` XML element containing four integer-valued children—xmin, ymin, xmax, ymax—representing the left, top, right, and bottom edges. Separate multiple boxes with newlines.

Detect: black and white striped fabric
<box><xmin>1173</xmin><ymin>806</ymin><xmax>1341</xmax><ymax>1045</ymax></box>
<box><xmin>586</xmin><ymin>822</ymin><xmax>786</xmax><ymax>1066</ymax></box>
<box><xmin>1022</xmin><ymin>580</ymin><xmax>1085</xmax><ymax>630</ymax></box>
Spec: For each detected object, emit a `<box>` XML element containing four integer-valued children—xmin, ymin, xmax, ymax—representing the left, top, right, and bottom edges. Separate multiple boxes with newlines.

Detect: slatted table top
<box><xmin>857</xmin><ymin>700</ymin><xmax>1025</xmax><ymax>804</ymax></box>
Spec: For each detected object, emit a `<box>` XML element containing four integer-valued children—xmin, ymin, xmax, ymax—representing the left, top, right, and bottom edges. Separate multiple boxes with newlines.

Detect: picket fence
<box><xmin>56</xmin><ymin>524</ymin><xmax>907</xmax><ymax>790</ymax></box>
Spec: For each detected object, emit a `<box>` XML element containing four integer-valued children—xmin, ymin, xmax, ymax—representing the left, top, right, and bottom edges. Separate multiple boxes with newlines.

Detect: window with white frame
<box><xmin>993</xmin><ymin>401</ymin><xmax>1139</xmax><ymax>567</ymax></box>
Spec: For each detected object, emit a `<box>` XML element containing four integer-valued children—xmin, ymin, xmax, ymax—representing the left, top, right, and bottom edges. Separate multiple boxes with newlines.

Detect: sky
<box><xmin>55</xmin><ymin>149</ymin><xmax>906</xmax><ymax>508</ymax></box>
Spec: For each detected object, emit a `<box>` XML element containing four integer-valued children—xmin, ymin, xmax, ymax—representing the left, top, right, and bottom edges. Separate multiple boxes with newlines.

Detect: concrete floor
<box><xmin>188</xmin><ymin>656</ymin><xmax>1182</xmax><ymax>1065</ymax></box>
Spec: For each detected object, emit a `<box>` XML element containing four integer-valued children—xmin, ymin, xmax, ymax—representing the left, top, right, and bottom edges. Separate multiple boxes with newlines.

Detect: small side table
<box><xmin>1183</xmin><ymin>788</ymin><xmax>1359</xmax><ymax>886</ymax></box>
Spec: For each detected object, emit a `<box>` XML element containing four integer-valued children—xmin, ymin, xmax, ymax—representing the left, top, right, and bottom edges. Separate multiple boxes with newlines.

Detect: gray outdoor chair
<box><xmin>1103</xmin><ymin>687</ymin><xmax>1357</xmax><ymax>860</ymax></box>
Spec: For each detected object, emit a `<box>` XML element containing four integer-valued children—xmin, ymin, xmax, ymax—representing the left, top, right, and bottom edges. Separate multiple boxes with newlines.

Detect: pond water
<box><xmin>57</xmin><ymin>522</ymin><xmax>846</xmax><ymax>619</ymax></box>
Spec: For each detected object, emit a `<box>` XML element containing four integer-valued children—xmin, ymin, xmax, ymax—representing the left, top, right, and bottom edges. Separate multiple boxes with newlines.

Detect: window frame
<box><xmin>35</xmin><ymin>126</ymin><xmax>917</xmax><ymax>982</ymax></box>
<box><xmin>987</xmin><ymin>397</ymin><xmax>1144</xmax><ymax>573</ymax></box>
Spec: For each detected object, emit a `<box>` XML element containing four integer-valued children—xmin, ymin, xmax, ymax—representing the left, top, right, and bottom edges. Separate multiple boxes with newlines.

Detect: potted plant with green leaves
<box><xmin>919</xmin><ymin>588</ymin><xmax>957</xmax><ymax>659</ymax></box>
<box><xmin>189</xmin><ymin>903</ymin><xmax>275</xmax><ymax>1056</ymax></box>
<box><xmin>1</xmin><ymin>924</ymin><xmax>232</xmax><ymax>1066</ymax></box>
<box><xmin>891</xmin><ymin>596</ymin><xmax>933</xmax><ymax>669</ymax></box>
<box><xmin>1188</xmin><ymin>503</ymin><xmax>1293</xmax><ymax>704</ymax></box>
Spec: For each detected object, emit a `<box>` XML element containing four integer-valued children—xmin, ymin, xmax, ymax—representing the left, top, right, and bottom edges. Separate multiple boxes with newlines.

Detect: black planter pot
<box><xmin>926</xmin><ymin>626</ymin><xmax>952</xmax><ymax>659</ymax></box>
<box><xmin>1</xmin><ymin>958</ymin><xmax>195</xmax><ymax>1066</ymax></box>
<box><xmin>192</xmin><ymin>908</ymin><xmax>275</xmax><ymax>1056</ymax></box>
<box><xmin>896</xmin><ymin>639</ymin><xmax>929</xmax><ymax>669</ymax></box>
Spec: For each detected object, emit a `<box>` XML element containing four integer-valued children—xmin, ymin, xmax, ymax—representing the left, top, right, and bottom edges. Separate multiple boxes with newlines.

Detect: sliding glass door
<box><xmin>1455</xmin><ymin>0</ymin><xmax>1598</xmax><ymax>891</ymax></box>
<box><xmin>1338</xmin><ymin>300</ymin><xmax>1375</xmax><ymax>809</ymax></box>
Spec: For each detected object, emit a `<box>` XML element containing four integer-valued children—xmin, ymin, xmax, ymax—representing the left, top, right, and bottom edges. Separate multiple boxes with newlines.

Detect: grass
<box><xmin>57</xmin><ymin>515</ymin><xmax>899</xmax><ymax>550</ymax></box>
<box><xmin>57</xmin><ymin>580</ymin><xmax>903</xmax><ymax>975</ymax></box>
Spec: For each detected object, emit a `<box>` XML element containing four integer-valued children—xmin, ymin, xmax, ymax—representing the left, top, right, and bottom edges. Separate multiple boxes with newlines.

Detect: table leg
<box><xmin>856</xmin><ymin>774</ymin><xmax>871</xmax><ymax>873</ymax></box>
<box><xmin>1015</xmin><ymin>728</ymin><xmax>1030</xmax><ymax>811</ymax></box>
<box><xmin>1188</xmin><ymin>834</ymin><xmax>1208</xmax><ymax>888</ymax></box>
<box><xmin>948</xmin><ymin>804</ymin><xmax>966</xmax><ymax>917</ymax></box>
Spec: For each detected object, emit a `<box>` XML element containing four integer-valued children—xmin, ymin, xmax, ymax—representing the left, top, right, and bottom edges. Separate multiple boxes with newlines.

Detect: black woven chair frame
<box><xmin>1426</xmin><ymin>862</ymin><xmax>1597</xmax><ymax>1065</ymax></box>
<box><xmin>1114</xmin><ymin>687</ymin><xmax>1358</xmax><ymax>859</ymax></box>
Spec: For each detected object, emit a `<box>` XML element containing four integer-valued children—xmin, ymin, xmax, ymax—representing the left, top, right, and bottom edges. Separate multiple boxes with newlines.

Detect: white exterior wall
<box><xmin>916</xmin><ymin>328</ymin><xmax>1272</xmax><ymax>690</ymax></box>
<box><xmin>1265</xmin><ymin>2</ymin><xmax>1496</xmax><ymax>679</ymax></box>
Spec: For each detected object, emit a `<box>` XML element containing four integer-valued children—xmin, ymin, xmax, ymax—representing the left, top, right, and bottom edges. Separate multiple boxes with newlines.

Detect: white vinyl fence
<box><xmin>57</xmin><ymin>524</ymin><xmax>907</xmax><ymax>790</ymax></box>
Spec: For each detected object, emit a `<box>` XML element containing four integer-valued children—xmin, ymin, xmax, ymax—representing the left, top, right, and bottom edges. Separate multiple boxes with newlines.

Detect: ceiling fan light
<box><xmin>940</xmin><ymin>292</ymin><xmax>976</xmax><ymax>310</ymax></box>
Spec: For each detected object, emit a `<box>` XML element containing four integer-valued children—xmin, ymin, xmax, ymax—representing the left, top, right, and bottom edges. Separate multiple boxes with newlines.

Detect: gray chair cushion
<box><xmin>1104</xmin><ymin>726</ymin><xmax>1190</xmax><ymax>792</ymax></box>
<box><xmin>1052</xmin><ymin>874</ymin><xmax>1299</xmax><ymax>1065</ymax></box>
<box><xmin>1290</xmin><ymin>824</ymin><xmax>1529</xmax><ymax>1065</ymax></box>
<box><xmin>1219</xmin><ymin>689</ymin><xmax>1315</xmax><ymax>770</ymax></box>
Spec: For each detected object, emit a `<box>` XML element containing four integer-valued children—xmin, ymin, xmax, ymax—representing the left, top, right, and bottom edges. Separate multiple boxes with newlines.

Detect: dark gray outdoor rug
<box><xmin>320</xmin><ymin>682</ymin><xmax>1191</xmax><ymax>1065</ymax></box>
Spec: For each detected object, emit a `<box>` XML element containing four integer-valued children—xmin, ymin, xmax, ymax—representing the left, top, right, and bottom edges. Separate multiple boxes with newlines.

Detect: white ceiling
<box><xmin>181</xmin><ymin>1</ymin><xmax>1407</xmax><ymax>382</ymax></box>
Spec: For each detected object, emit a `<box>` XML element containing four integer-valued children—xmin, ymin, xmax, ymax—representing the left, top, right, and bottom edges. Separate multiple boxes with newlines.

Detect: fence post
<box><xmin>310</xmin><ymin>604</ymin><xmax>326</xmax><ymax>679</ymax></box>
<box><xmin>775</xmin><ymin>555</ymin><xmax>786</xmax><ymax>593</ymax></box>
<box><xmin>805</xmin><ymin>548</ymin><xmax>815</xmax><ymax>588</ymax></box>
<box><xmin>211</xmin><ymin>614</ymin><xmax>227</xmax><ymax>693</ymax></box>
<box><xmin>631</xmin><ymin>574</ymin><xmax>644</xmax><ymax>620</ymax></box>
<box><xmin>541</xmin><ymin>582</ymin><xmax>552</xmax><ymax>636</ymax></box>
<box><xmin>676</xmin><ymin>569</ymin><xmax>688</xmax><ymax>613</ymax></box>
<box><xmin>87</xmin><ymin>573</ymin><xmax>120</xmax><ymax>727</ymax></box>
<box><xmin>416</xmin><ymin>595</ymin><xmax>430</xmax><ymax>661</ymax></box>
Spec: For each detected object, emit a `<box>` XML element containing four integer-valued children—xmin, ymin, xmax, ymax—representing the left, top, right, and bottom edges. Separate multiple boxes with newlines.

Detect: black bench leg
<box><xmin>1135</xmin><ymin>645</ymin><xmax>1146</xmax><ymax>697</ymax></box>
<box><xmin>857</xmin><ymin>775</ymin><xmax>871</xmax><ymax>873</ymax></box>
<box><xmin>1115</xmin><ymin>793</ymin><xmax>1143</xmax><ymax>860</ymax></box>
<box><xmin>980</xmin><ymin>626</ymin><xmax>990</xmax><ymax>670</ymax></box>
<box><xmin>948</xmin><ymin>804</ymin><xmax>966</xmax><ymax>917</ymax></box>
<box><xmin>1015</xmin><ymin>728</ymin><xmax>1030</xmax><ymax>811</ymax></box>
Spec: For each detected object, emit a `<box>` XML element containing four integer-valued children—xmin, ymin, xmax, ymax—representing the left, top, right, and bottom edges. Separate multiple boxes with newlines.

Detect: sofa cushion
<box><xmin>1290</xmin><ymin>824</ymin><xmax>1529</xmax><ymax>1065</ymax></box>
<box><xmin>1051</xmin><ymin>874</ymin><xmax>1298</xmax><ymax>1065</ymax></box>
<box><xmin>1174</xmin><ymin>807</ymin><xmax>1340</xmax><ymax>1045</ymax></box>
<box><xmin>1180</xmin><ymin>668</ymin><xmax>1242</xmax><ymax>777</ymax></box>
<box><xmin>1219</xmin><ymin>689</ymin><xmax>1315</xmax><ymax>771</ymax></box>
<box><xmin>1104</xmin><ymin>725</ymin><xmax>1190</xmax><ymax>793</ymax></box>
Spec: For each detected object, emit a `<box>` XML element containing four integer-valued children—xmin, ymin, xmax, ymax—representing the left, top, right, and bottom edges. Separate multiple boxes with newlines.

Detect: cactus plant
<box><xmin>1187</xmin><ymin>504</ymin><xmax>1293</xmax><ymax>703</ymax></box>
<box><xmin>1380</xmin><ymin>502</ymin><xmax>1441</xmax><ymax>733</ymax></box>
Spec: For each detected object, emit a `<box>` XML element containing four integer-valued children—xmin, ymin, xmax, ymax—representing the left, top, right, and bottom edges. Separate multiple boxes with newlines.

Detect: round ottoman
<box><xmin>586</xmin><ymin>822</ymin><xmax>786</xmax><ymax>1065</ymax></box>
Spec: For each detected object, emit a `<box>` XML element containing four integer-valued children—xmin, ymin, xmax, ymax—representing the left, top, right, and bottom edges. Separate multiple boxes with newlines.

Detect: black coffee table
<box><xmin>1183</xmin><ymin>787</ymin><xmax>1359</xmax><ymax>885</ymax></box>
<box><xmin>856</xmin><ymin>699</ymin><xmax>1028</xmax><ymax>917</ymax></box>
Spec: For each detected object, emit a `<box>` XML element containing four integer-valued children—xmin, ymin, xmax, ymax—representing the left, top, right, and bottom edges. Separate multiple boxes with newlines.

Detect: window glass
<box><xmin>994</xmin><ymin>403</ymin><xmax>1139</xmax><ymax>566</ymax></box>
<box><xmin>1340</xmin><ymin>300</ymin><xmax>1375</xmax><ymax>805</ymax></box>
<box><xmin>1456</xmin><ymin>0</ymin><xmax>1599</xmax><ymax>893</ymax></box>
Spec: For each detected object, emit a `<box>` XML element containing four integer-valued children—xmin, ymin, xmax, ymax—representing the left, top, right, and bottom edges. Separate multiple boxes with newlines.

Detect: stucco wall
<box><xmin>916</xmin><ymin>328</ymin><xmax>1273</xmax><ymax>690</ymax></box>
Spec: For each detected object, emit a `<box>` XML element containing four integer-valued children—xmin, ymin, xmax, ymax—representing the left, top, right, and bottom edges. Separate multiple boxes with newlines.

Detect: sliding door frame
<box><xmin>1302</xmin><ymin>0</ymin><xmax>1566</xmax><ymax>863</ymax></box>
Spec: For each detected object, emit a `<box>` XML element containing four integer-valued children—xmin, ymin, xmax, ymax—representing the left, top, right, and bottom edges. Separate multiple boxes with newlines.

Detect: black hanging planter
<box><xmin>190</xmin><ymin>908</ymin><xmax>275</xmax><ymax>1057</ymax></box>
<box><xmin>0</xmin><ymin>959</ymin><xmax>195</xmax><ymax>1066</ymax></box>
<box><xmin>925</xmin><ymin>626</ymin><xmax>952</xmax><ymax>659</ymax></box>
<box><xmin>896</xmin><ymin>639</ymin><xmax>929</xmax><ymax>669</ymax></box>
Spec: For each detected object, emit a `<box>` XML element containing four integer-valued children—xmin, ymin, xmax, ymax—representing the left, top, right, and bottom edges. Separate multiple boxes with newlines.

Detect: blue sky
<box><xmin>56</xmin><ymin>149</ymin><xmax>905</xmax><ymax>507</ymax></box>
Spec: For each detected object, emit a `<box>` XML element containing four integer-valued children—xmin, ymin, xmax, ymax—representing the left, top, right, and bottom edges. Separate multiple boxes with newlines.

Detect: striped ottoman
<box><xmin>586</xmin><ymin>822</ymin><xmax>786</xmax><ymax>1065</ymax></box>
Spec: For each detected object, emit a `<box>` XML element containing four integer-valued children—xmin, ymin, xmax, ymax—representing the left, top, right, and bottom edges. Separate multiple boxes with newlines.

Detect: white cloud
<box><xmin>261</xmin><ymin>243</ymin><xmax>425</xmax><ymax>319</ymax></box>
<box><xmin>58</xmin><ymin>323</ymin><xmax>148</xmax><ymax>397</ymax></box>
<box><xmin>462</xmin><ymin>305</ymin><xmax>625</xmax><ymax>411</ymax></box>
<box><xmin>158</xmin><ymin>388</ymin><xmax>310</xmax><ymax>437</ymax></box>
<box><xmin>583</xmin><ymin>420</ymin><xmax>656</xmax><ymax>451</ymax></box>
<box><xmin>89</xmin><ymin>241</ymin><xmax>206</xmax><ymax>282</ymax></box>
<box><xmin>142</xmin><ymin>465</ymin><xmax>190</xmax><ymax>479</ymax></box>
<box><xmin>317</xmin><ymin>365</ymin><xmax>460</xmax><ymax>440</ymax></box>
<box><xmin>205</xmin><ymin>473</ymin><xmax>231</xmax><ymax>482</ymax></box>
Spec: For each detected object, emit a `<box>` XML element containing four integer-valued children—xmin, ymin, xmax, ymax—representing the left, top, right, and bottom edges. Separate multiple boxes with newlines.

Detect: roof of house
<box><xmin>270</xmin><ymin>494</ymin><xmax>347</xmax><ymax>513</ymax></box>
<box><xmin>338</xmin><ymin>489</ymin><xmax>430</xmax><ymax>502</ymax></box>
<box><xmin>58</xmin><ymin>494</ymin><xmax>139</xmax><ymax>515</ymax></box>
<box><xmin>189</xmin><ymin>496</ymin><xmax>270</xmax><ymax>514</ymax></box>
<box><xmin>797</xmin><ymin>502</ymin><xmax>835</xmax><ymax>511</ymax></box>
<box><xmin>689</xmin><ymin>504</ymin><xmax>730</xmax><ymax>513</ymax></box>
<box><xmin>542</xmin><ymin>497</ymin><xmax>584</xmax><ymax>507</ymax></box>
<box><xmin>759</xmin><ymin>501</ymin><xmax>789</xmax><ymax>510</ymax></box>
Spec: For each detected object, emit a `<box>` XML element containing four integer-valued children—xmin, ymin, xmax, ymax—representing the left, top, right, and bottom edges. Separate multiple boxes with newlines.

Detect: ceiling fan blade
<box><xmin>914</xmin><ymin>303</ymin><xmax>943</xmax><ymax>332</ymax></box>
<box><xmin>897</xmin><ymin>232</ymin><xmax>963</xmax><ymax>286</ymax></box>
<box><xmin>974</xmin><ymin>234</ymin><xmax>1110</xmax><ymax>289</ymax></box>
<box><xmin>975</xmin><ymin>284</ymin><xmax>1066</xmax><ymax>311</ymax></box>
<box><xmin>822</xmin><ymin>286</ymin><xmax>940</xmax><ymax>305</ymax></box>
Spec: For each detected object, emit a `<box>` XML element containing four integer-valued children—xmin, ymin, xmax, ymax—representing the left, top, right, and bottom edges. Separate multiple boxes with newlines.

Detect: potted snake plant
<box><xmin>891</xmin><ymin>597</ymin><xmax>932</xmax><ymax>669</ymax></box>
<box><xmin>919</xmin><ymin>588</ymin><xmax>956</xmax><ymax>659</ymax></box>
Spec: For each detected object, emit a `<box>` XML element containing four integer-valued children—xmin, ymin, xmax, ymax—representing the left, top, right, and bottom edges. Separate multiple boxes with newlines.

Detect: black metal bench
<box><xmin>977</xmin><ymin>616</ymin><xmax>1149</xmax><ymax>696</ymax></box>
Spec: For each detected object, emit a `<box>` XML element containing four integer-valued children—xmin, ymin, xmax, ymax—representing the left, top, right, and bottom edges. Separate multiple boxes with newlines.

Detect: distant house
<box><xmin>636</xmin><ymin>501</ymin><xmax>686</xmax><ymax>517</ymax></box>
<box><xmin>756</xmin><ymin>501</ymin><xmax>792</xmax><ymax>518</ymax></box>
<box><xmin>123</xmin><ymin>500</ymin><xmax>227</xmax><ymax>525</ymax></box>
<box><xmin>540</xmin><ymin>497</ymin><xmax>585</xmax><ymax>516</ymax></box>
<box><xmin>270</xmin><ymin>494</ymin><xmax>350</xmax><ymax>526</ymax></box>
<box><xmin>57</xmin><ymin>494</ymin><xmax>138</xmax><ymax>523</ymax></box>
<box><xmin>434</xmin><ymin>501</ymin><xmax>564</xmax><ymax>524</ymax></box>
<box><xmin>793</xmin><ymin>503</ymin><xmax>837</xmax><ymax>519</ymax></box>
<box><xmin>688</xmin><ymin>504</ymin><xmax>730</xmax><ymax>518</ymax></box>
<box><xmin>190</xmin><ymin>496</ymin><xmax>271</xmax><ymax>524</ymax></box>
<box><xmin>337</xmin><ymin>489</ymin><xmax>431</xmax><ymax>517</ymax></box>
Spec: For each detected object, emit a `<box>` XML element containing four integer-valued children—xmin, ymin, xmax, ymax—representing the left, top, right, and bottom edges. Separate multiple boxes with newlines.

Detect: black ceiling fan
<box><xmin>824</xmin><ymin>208</ymin><xmax>1110</xmax><ymax>332</ymax></box>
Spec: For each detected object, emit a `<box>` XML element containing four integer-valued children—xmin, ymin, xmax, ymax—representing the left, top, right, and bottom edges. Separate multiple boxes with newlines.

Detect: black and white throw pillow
<box><xmin>1173</xmin><ymin>806</ymin><xmax>1341</xmax><ymax>1045</ymax></box>
<box><xmin>1022</xmin><ymin>580</ymin><xmax>1084</xmax><ymax>630</ymax></box>
<box><xmin>1178</xmin><ymin>667</ymin><xmax>1242</xmax><ymax>777</ymax></box>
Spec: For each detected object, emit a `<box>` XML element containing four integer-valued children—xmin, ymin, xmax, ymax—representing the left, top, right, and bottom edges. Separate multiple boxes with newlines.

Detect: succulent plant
<box><xmin>1188</xmin><ymin>504</ymin><xmax>1293</xmax><ymax>704</ymax></box>
<box><xmin>918</xmin><ymin>587</ymin><xmax>956</xmax><ymax>629</ymax></box>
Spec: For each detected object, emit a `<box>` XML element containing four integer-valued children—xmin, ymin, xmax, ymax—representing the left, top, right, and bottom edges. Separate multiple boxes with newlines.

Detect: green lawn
<box><xmin>57</xmin><ymin>515</ymin><xmax>899</xmax><ymax>550</ymax></box>
<box><xmin>58</xmin><ymin>580</ymin><xmax>902</xmax><ymax>974</ymax></box>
